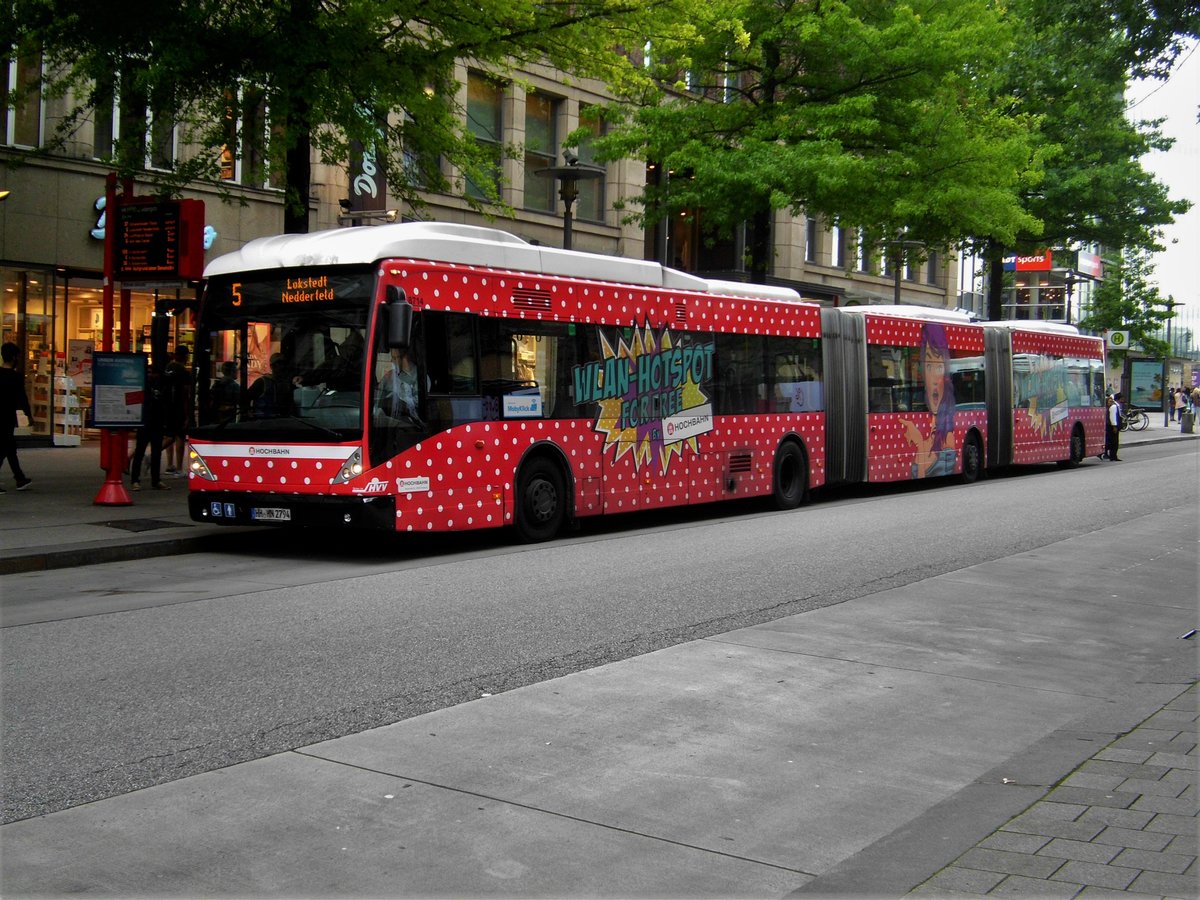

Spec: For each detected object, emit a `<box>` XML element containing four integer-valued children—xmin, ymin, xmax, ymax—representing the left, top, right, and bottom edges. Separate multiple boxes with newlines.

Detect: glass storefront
<box><xmin>1</xmin><ymin>265</ymin><xmax>196</xmax><ymax>444</ymax></box>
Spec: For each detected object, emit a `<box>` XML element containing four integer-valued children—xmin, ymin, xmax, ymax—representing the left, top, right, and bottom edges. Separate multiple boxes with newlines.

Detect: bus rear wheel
<box><xmin>960</xmin><ymin>433</ymin><xmax>983</xmax><ymax>484</ymax></box>
<box><xmin>772</xmin><ymin>442</ymin><xmax>808</xmax><ymax>510</ymax></box>
<box><xmin>515</xmin><ymin>457</ymin><xmax>567</xmax><ymax>543</ymax></box>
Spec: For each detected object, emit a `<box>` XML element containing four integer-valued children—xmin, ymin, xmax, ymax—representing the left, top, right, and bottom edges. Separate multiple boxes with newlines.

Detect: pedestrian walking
<box><xmin>0</xmin><ymin>341</ymin><xmax>34</xmax><ymax>493</ymax></box>
<box><xmin>162</xmin><ymin>345</ymin><xmax>194</xmax><ymax>476</ymax></box>
<box><xmin>1173</xmin><ymin>386</ymin><xmax>1186</xmax><ymax>422</ymax></box>
<box><xmin>1105</xmin><ymin>391</ymin><xmax>1123</xmax><ymax>461</ymax></box>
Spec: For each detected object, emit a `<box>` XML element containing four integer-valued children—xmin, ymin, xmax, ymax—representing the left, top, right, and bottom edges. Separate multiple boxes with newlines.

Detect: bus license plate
<box><xmin>253</xmin><ymin>507</ymin><xmax>291</xmax><ymax>522</ymax></box>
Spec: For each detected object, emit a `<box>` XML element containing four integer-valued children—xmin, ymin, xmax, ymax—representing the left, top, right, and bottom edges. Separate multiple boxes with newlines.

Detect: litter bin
<box><xmin>1182</xmin><ymin>410</ymin><xmax>1195</xmax><ymax>434</ymax></box>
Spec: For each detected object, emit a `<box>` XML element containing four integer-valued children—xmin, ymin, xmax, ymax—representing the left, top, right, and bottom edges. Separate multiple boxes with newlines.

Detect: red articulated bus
<box><xmin>186</xmin><ymin>222</ymin><xmax>1105</xmax><ymax>541</ymax></box>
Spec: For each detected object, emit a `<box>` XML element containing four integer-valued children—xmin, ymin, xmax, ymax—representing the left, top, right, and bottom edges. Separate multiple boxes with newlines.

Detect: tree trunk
<box><xmin>283</xmin><ymin>119</ymin><xmax>311</xmax><ymax>234</ymax></box>
<box><xmin>986</xmin><ymin>239</ymin><xmax>1004</xmax><ymax>321</ymax></box>
<box><xmin>748</xmin><ymin>208</ymin><xmax>772</xmax><ymax>284</ymax></box>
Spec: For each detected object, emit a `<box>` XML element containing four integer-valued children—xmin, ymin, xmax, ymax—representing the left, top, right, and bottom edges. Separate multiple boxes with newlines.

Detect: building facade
<box><xmin>2</xmin><ymin>57</ymin><xmax>957</xmax><ymax>444</ymax></box>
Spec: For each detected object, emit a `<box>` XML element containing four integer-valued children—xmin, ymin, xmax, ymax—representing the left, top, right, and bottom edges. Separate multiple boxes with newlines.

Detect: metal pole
<box><xmin>562</xmin><ymin>200</ymin><xmax>573</xmax><ymax>251</ymax></box>
<box><xmin>893</xmin><ymin>252</ymin><xmax>902</xmax><ymax>304</ymax></box>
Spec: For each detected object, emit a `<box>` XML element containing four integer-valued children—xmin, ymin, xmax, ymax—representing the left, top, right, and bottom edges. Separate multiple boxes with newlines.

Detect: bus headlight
<box><xmin>187</xmin><ymin>444</ymin><xmax>217</xmax><ymax>481</ymax></box>
<box><xmin>332</xmin><ymin>447</ymin><xmax>364</xmax><ymax>485</ymax></box>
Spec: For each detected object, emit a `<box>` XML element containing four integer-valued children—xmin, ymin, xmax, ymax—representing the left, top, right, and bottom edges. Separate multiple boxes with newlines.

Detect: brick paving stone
<box><xmin>1164</xmin><ymin>735</ymin><xmax>1197</xmax><ymax>754</ymax></box>
<box><xmin>987</xmin><ymin>874</ymin><xmax>1084</xmax><ymax>897</ymax></box>
<box><xmin>1147</xmin><ymin>751</ymin><xmax>1199</xmax><ymax>769</ymax></box>
<box><xmin>1127</xmin><ymin>869</ymin><xmax>1200</xmax><ymax>898</ymax></box>
<box><xmin>1092</xmin><ymin>825</ymin><xmax>1174</xmax><ymax>852</ymax></box>
<box><xmin>922</xmin><ymin>865</ymin><xmax>1007</xmax><ymax>895</ymax></box>
<box><xmin>1111</xmin><ymin>847</ymin><xmax>1195</xmax><ymax>874</ymax></box>
<box><xmin>1112</xmin><ymin>728</ymin><xmax>1185</xmax><ymax>751</ymax></box>
<box><xmin>1065</xmin><ymin>773</ymin><xmax>1130</xmax><ymax>792</ymax></box>
<box><xmin>1080</xmin><ymin>760</ymin><xmax>1165</xmax><ymax>779</ymax></box>
<box><xmin>1050</xmin><ymin>861</ymin><xmax>1137</xmax><ymax>890</ymax></box>
<box><xmin>979</xmin><ymin>832</ymin><xmax>1053</xmax><ymax>854</ymax></box>
<box><xmin>1118</xmin><ymin>777</ymin><xmax>1189</xmax><ymax>798</ymax></box>
<box><xmin>1038</xmin><ymin>839</ymin><xmax>1120</xmax><ymax>864</ymax></box>
<box><xmin>1023</xmin><ymin>802</ymin><xmax>1092</xmax><ymax>822</ymax></box>
<box><xmin>1164</xmin><ymin>833</ymin><xmax>1199</xmax><ymax>855</ymax></box>
<box><xmin>1074</xmin><ymin>887</ymin><xmax>1146</xmax><ymax>899</ymax></box>
<box><xmin>1160</xmin><ymin>769</ymin><xmax>1198</xmax><ymax>790</ymax></box>
<box><xmin>1095</xmin><ymin>749</ymin><xmax>1153</xmax><ymax>765</ymax></box>
<box><xmin>1145</xmin><ymin>813</ymin><xmax>1200</xmax><ymax>835</ymax></box>
<box><xmin>1004</xmin><ymin>817</ymin><xmax>1106</xmax><ymax>842</ymax></box>
<box><xmin>1048</xmin><ymin>786</ymin><xmax>1137</xmax><ymax>809</ymax></box>
<box><xmin>1131</xmin><ymin>792</ymin><xmax>1199</xmax><ymax>815</ymax></box>
<box><xmin>958</xmin><ymin>848</ymin><xmax>1065</xmax><ymax>879</ymax></box>
<box><xmin>1076</xmin><ymin>807</ymin><xmax>1156</xmax><ymax>830</ymax></box>
<box><xmin>1147</xmin><ymin>710</ymin><xmax>1198</xmax><ymax>725</ymax></box>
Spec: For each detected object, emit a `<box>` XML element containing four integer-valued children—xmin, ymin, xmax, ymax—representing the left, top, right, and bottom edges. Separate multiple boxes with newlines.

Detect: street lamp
<box><xmin>533</xmin><ymin>153</ymin><xmax>605</xmax><ymax>250</ymax></box>
<box><xmin>887</xmin><ymin>234</ymin><xmax>925</xmax><ymax>304</ymax></box>
<box><xmin>1161</xmin><ymin>299</ymin><xmax>1185</xmax><ymax>425</ymax></box>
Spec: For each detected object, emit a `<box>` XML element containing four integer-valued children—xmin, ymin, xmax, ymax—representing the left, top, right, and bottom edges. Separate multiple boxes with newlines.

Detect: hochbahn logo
<box><xmin>573</xmin><ymin>324</ymin><xmax>715</xmax><ymax>474</ymax></box>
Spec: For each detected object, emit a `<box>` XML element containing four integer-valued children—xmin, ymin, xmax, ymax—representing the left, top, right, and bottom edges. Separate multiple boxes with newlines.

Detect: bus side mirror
<box><xmin>386</xmin><ymin>285</ymin><xmax>413</xmax><ymax>349</ymax></box>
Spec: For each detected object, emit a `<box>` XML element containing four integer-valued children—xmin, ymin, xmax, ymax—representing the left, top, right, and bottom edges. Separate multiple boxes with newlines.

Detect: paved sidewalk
<box><xmin>909</xmin><ymin>684</ymin><xmax>1198</xmax><ymax>898</ymax></box>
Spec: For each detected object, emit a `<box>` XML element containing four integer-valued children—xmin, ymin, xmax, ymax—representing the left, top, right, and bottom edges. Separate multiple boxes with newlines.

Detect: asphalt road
<box><xmin>2</xmin><ymin>442</ymin><xmax>1195</xmax><ymax>824</ymax></box>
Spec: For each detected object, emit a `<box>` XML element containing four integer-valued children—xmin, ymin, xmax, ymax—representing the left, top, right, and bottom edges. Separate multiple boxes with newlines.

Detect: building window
<box><xmin>466</xmin><ymin>72</ymin><xmax>504</xmax><ymax>201</ymax></box>
<box><xmin>857</xmin><ymin>228</ymin><xmax>874</xmax><ymax>274</ymax></box>
<box><xmin>926</xmin><ymin>250</ymin><xmax>940</xmax><ymax>286</ymax></box>
<box><xmin>832</xmin><ymin>225</ymin><xmax>847</xmax><ymax>268</ymax></box>
<box><xmin>576</xmin><ymin>105</ymin><xmax>606</xmax><ymax>223</ymax></box>
<box><xmin>523</xmin><ymin>91</ymin><xmax>558</xmax><ymax>213</ymax></box>
<box><xmin>805</xmin><ymin>217</ymin><xmax>818</xmax><ymax>263</ymax></box>
<box><xmin>149</xmin><ymin>96</ymin><xmax>176</xmax><ymax>171</ymax></box>
<box><xmin>92</xmin><ymin>70</ymin><xmax>116</xmax><ymax>160</ymax></box>
<box><xmin>220</xmin><ymin>86</ymin><xmax>272</xmax><ymax>187</ymax></box>
<box><xmin>5</xmin><ymin>51</ymin><xmax>43</xmax><ymax>147</ymax></box>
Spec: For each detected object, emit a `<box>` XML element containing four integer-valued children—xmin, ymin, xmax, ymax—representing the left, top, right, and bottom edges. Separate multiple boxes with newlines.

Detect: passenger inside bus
<box><xmin>246</xmin><ymin>353</ymin><xmax>296</xmax><ymax>418</ymax></box>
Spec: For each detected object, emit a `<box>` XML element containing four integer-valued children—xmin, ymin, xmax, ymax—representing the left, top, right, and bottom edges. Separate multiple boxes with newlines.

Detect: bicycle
<box><xmin>1120</xmin><ymin>406</ymin><xmax>1149</xmax><ymax>431</ymax></box>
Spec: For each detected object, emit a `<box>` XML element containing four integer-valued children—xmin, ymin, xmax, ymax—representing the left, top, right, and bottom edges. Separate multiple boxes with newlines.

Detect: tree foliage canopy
<box><xmin>9</xmin><ymin>0</ymin><xmax>699</xmax><ymax>230</ymax></box>
<box><xmin>1079</xmin><ymin>247</ymin><xmax>1174</xmax><ymax>358</ymax></box>
<box><xmin>598</xmin><ymin>0</ymin><xmax>1044</xmax><ymax>257</ymax></box>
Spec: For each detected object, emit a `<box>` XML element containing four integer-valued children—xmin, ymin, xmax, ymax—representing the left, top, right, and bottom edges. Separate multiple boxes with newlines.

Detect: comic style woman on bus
<box><xmin>901</xmin><ymin>322</ymin><xmax>957</xmax><ymax>478</ymax></box>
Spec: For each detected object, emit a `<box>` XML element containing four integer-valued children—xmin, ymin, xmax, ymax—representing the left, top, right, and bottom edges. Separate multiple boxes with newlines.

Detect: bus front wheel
<box><xmin>1058</xmin><ymin>425</ymin><xmax>1085</xmax><ymax>468</ymax></box>
<box><xmin>515</xmin><ymin>457</ymin><xmax>567</xmax><ymax>543</ymax></box>
<box><xmin>772</xmin><ymin>442</ymin><xmax>808</xmax><ymax>510</ymax></box>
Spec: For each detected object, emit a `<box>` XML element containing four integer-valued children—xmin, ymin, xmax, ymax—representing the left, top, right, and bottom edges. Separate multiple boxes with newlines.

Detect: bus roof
<box><xmin>983</xmin><ymin>320</ymin><xmax>1086</xmax><ymax>337</ymax></box>
<box><xmin>203</xmin><ymin>221</ymin><xmax>804</xmax><ymax>303</ymax></box>
<box><xmin>836</xmin><ymin>304</ymin><xmax>975</xmax><ymax>325</ymax></box>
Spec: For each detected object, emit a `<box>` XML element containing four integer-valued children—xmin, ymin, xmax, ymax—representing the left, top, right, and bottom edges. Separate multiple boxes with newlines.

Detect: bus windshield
<box><xmin>193</xmin><ymin>269</ymin><xmax>375</xmax><ymax>441</ymax></box>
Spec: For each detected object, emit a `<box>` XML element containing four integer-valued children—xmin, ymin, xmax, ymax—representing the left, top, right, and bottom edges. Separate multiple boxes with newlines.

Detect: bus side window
<box><xmin>425</xmin><ymin>312</ymin><xmax>478</xmax><ymax>394</ymax></box>
<box><xmin>714</xmin><ymin>333</ymin><xmax>766</xmax><ymax>415</ymax></box>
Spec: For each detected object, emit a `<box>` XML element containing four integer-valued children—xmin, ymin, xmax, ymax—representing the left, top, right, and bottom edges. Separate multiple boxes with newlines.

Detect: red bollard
<box><xmin>93</xmin><ymin>428</ymin><xmax>133</xmax><ymax>505</ymax></box>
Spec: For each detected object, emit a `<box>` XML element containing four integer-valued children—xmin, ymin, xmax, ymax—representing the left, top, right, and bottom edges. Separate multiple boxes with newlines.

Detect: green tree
<box><xmin>8</xmin><ymin>0</ymin><xmax>699</xmax><ymax>232</ymax></box>
<box><xmin>1079</xmin><ymin>247</ymin><xmax>1171</xmax><ymax>359</ymax></box>
<box><xmin>980</xmin><ymin>0</ymin><xmax>1196</xmax><ymax>320</ymax></box>
<box><xmin>594</xmin><ymin>0</ymin><xmax>1043</xmax><ymax>280</ymax></box>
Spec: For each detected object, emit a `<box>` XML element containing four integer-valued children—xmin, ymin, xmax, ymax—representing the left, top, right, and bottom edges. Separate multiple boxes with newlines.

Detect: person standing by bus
<box><xmin>162</xmin><ymin>345</ymin><xmax>194</xmax><ymax>475</ymax></box>
<box><xmin>1105</xmin><ymin>391</ymin><xmax>1123</xmax><ymax>461</ymax></box>
<box><xmin>130</xmin><ymin>365</ymin><xmax>169</xmax><ymax>491</ymax></box>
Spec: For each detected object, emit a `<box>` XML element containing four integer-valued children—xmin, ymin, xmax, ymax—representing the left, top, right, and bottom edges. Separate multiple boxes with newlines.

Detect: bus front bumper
<box><xmin>189</xmin><ymin>491</ymin><xmax>396</xmax><ymax>530</ymax></box>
